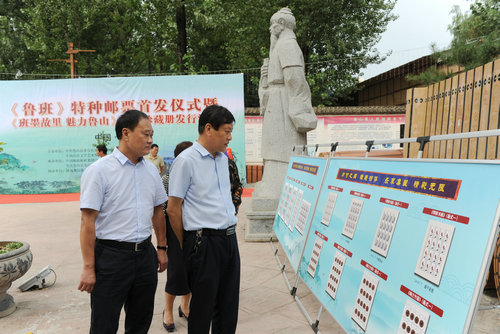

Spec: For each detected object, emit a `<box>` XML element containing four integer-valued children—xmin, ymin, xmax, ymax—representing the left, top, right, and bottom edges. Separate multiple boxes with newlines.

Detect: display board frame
<box><xmin>296</xmin><ymin>157</ymin><xmax>500</xmax><ymax>334</ymax></box>
<box><xmin>272</xmin><ymin>155</ymin><xmax>329</xmax><ymax>273</ymax></box>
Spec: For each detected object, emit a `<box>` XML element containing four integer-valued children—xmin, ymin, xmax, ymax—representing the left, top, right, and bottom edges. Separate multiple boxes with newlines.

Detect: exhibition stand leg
<box><xmin>270</xmin><ymin>238</ymin><xmax>292</xmax><ymax>292</ymax></box>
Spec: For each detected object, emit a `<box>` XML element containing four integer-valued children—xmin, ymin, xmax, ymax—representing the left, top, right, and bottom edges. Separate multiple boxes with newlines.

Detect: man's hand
<box><xmin>79</xmin><ymin>208</ymin><xmax>98</xmax><ymax>293</ymax></box>
<box><xmin>157</xmin><ymin>250</ymin><xmax>168</xmax><ymax>273</ymax></box>
<box><xmin>166</xmin><ymin>196</ymin><xmax>184</xmax><ymax>248</ymax></box>
<box><xmin>78</xmin><ymin>266</ymin><xmax>96</xmax><ymax>293</ymax></box>
<box><xmin>152</xmin><ymin>205</ymin><xmax>167</xmax><ymax>271</ymax></box>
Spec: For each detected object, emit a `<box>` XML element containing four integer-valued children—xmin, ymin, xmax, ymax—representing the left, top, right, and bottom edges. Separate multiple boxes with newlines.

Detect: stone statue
<box><xmin>254</xmin><ymin>7</ymin><xmax>317</xmax><ymax>201</ymax></box>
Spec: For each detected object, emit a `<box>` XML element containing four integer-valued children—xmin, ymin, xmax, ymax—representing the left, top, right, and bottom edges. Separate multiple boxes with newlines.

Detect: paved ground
<box><xmin>1</xmin><ymin>198</ymin><xmax>499</xmax><ymax>333</ymax></box>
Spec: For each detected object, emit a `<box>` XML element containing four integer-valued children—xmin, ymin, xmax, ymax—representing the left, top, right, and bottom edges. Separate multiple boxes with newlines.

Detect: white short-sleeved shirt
<box><xmin>168</xmin><ymin>141</ymin><xmax>237</xmax><ymax>231</ymax></box>
<box><xmin>80</xmin><ymin>147</ymin><xmax>168</xmax><ymax>242</ymax></box>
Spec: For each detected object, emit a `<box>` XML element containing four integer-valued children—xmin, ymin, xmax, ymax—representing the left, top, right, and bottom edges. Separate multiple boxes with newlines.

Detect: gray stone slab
<box><xmin>0</xmin><ymin>198</ymin><xmax>498</xmax><ymax>333</ymax></box>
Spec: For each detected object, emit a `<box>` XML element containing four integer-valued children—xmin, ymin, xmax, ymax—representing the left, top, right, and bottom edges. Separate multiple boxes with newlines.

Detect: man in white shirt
<box><xmin>167</xmin><ymin>105</ymin><xmax>239</xmax><ymax>333</ymax></box>
<box><xmin>78</xmin><ymin>109</ymin><xmax>168</xmax><ymax>334</ymax></box>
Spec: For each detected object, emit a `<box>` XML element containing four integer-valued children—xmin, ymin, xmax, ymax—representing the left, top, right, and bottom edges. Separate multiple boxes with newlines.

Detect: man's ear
<box><xmin>204</xmin><ymin>123</ymin><xmax>212</xmax><ymax>136</ymax></box>
<box><xmin>122</xmin><ymin>128</ymin><xmax>129</xmax><ymax>141</ymax></box>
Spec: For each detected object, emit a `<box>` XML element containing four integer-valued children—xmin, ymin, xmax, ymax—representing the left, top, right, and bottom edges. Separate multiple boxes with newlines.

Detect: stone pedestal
<box><xmin>245</xmin><ymin>161</ymin><xmax>288</xmax><ymax>242</ymax></box>
<box><xmin>245</xmin><ymin>207</ymin><xmax>277</xmax><ymax>242</ymax></box>
<box><xmin>253</xmin><ymin>161</ymin><xmax>288</xmax><ymax>200</ymax></box>
<box><xmin>0</xmin><ymin>283</ymin><xmax>15</xmax><ymax>318</ymax></box>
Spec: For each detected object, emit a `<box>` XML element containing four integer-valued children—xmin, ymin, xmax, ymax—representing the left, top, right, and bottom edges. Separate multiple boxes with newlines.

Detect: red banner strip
<box><xmin>400</xmin><ymin>285</ymin><xmax>444</xmax><ymax>317</ymax></box>
<box><xmin>350</xmin><ymin>190</ymin><xmax>371</xmax><ymax>199</ymax></box>
<box><xmin>0</xmin><ymin>193</ymin><xmax>80</xmax><ymax>204</ymax></box>
<box><xmin>361</xmin><ymin>260</ymin><xmax>388</xmax><ymax>281</ymax></box>
<box><xmin>334</xmin><ymin>243</ymin><xmax>352</xmax><ymax>257</ymax></box>
<box><xmin>423</xmin><ymin>207</ymin><xmax>469</xmax><ymax>224</ymax></box>
<box><xmin>315</xmin><ymin>231</ymin><xmax>328</xmax><ymax>242</ymax></box>
<box><xmin>380</xmin><ymin>197</ymin><xmax>409</xmax><ymax>209</ymax></box>
<box><xmin>328</xmin><ymin>185</ymin><xmax>343</xmax><ymax>192</ymax></box>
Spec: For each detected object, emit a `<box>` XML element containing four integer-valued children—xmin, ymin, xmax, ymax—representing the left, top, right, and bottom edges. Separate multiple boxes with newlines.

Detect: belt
<box><xmin>186</xmin><ymin>225</ymin><xmax>236</xmax><ymax>237</ymax></box>
<box><xmin>96</xmin><ymin>236</ymin><xmax>151</xmax><ymax>251</ymax></box>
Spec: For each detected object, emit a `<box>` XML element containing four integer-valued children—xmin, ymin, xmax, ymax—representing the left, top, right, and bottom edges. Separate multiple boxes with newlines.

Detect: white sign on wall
<box><xmin>246</xmin><ymin>115</ymin><xmax>405</xmax><ymax>162</ymax></box>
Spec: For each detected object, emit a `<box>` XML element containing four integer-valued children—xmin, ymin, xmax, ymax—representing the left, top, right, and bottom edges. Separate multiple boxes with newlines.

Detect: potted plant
<box><xmin>0</xmin><ymin>241</ymin><xmax>33</xmax><ymax>317</ymax></box>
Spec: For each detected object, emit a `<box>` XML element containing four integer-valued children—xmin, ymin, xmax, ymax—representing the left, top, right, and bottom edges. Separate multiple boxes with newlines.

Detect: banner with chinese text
<box><xmin>0</xmin><ymin>74</ymin><xmax>245</xmax><ymax>195</ymax></box>
<box><xmin>244</xmin><ymin>115</ymin><xmax>405</xmax><ymax>163</ymax></box>
<box><xmin>298</xmin><ymin>158</ymin><xmax>500</xmax><ymax>333</ymax></box>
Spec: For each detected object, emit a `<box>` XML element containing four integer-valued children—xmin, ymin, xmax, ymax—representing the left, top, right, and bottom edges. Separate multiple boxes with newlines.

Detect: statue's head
<box><xmin>270</xmin><ymin>7</ymin><xmax>296</xmax><ymax>31</ymax></box>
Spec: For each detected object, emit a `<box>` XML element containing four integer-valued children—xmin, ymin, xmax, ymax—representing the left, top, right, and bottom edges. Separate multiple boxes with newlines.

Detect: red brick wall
<box><xmin>246</xmin><ymin>165</ymin><xmax>264</xmax><ymax>183</ymax></box>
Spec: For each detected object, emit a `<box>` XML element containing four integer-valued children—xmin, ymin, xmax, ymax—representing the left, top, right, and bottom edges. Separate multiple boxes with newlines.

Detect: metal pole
<box><xmin>270</xmin><ymin>239</ymin><xmax>292</xmax><ymax>291</ymax></box>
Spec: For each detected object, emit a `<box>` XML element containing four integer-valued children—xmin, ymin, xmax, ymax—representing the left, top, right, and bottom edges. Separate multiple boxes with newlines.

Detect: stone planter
<box><xmin>0</xmin><ymin>241</ymin><xmax>33</xmax><ymax>317</ymax></box>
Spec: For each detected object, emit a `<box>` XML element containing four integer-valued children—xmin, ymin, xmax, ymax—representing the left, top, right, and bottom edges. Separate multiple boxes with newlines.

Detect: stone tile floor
<box><xmin>1</xmin><ymin>199</ymin><xmax>499</xmax><ymax>333</ymax></box>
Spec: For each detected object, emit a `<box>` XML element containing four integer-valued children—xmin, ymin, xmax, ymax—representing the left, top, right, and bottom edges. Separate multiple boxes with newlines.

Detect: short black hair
<box><xmin>96</xmin><ymin>144</ymin><xmax>107</xmax><ymax>154</ymax></box>
<box><xmin>151</xmin><ymin>144</ymin><xmax>158</xmax><ymax>149</ymax></box>
<box><xmin>198</xmin><ymin>105</ymin><xmax>235</xmax><ymax>134</ymax></box>
<box><xmin>174</xmin><ymin>141</ymin><xmax>193</xmax><ymax>157</ymax></box>
<box><xmin>115</xmin><ymin>109</ymin><xmax>149</xmax><ymax>140</ymax></box>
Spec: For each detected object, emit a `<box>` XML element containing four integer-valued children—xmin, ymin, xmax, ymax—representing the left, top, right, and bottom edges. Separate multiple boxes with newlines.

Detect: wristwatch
<box><xmin>157</xmin><ymin>245</ymin><xmax>168</xmax><ymax>251</ymax></box>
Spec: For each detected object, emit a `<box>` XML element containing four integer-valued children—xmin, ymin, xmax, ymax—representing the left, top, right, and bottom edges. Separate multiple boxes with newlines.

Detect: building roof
<box><xmin>245</xmin><ymin>105</ymin><xmax>405</xmax><ymax>116</ymax></box>
<box><xmin>361</xmin><ymin>55</ymin><xmax>436</xmax><ymax>84</ymax></box>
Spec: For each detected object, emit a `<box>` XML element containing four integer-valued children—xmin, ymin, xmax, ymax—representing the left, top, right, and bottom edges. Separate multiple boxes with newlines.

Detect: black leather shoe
<box><xmin>163</xmin><ymin>310</ymin><xmax>176</xmax><ymax>332</ymax></box>
<box><xmin>163</xmin><ymin>322</ymin><xmax>175</xmax><ymax>333</ymax></box>
<box><xmin>178</xmin><ymin>305</ymin><xmax>189</xmax><ymax>320</ymax></box>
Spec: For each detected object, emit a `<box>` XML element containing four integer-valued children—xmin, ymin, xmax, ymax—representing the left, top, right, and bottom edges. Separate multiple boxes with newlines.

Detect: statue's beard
<box><xmin>270</xmin><ymin>34</ymin><xmax>278</xmax><ymax>51</ymax></box>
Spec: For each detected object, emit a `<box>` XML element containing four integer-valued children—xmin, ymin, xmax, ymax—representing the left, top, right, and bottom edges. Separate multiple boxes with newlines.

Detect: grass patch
<box><xmin>0</xmin><ymin>242</ymin><xmax>23</xmax><ymax>254</ymax></box>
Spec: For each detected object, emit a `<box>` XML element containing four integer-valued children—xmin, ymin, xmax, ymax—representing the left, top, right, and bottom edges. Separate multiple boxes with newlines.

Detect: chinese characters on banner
<box><xmin>0</xmin><ymin>74</ymin><xmax>245</xmax><ymax>195</ymax></box>
<box><xmin>12</xmin><ymin>97</ymin><xmax>218</xmax><ymax>129</ymax></box>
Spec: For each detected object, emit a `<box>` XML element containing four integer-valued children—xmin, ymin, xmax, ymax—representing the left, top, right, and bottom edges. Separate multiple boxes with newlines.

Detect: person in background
<box><xmin>96</xmin><ymin>144</ymin><xmax>107</xmax><ymax>158</ymax></box>
<box><xmin>162</xmin><ymin>140</ymin><xmax>193</xmax><ymax>332</ymax></box>
<box><xmin>78</xmin><ymin>109</ymin><xmax>168</xmax><ymax>334</ymax></box>
<box><xmin>167</xmin><ymin>105</ymin><xmax>240</xmax><ymax>333</ymax></box>
<box><xmin>145</xmin><ymin>143</ymin><xmax>165</xmax><ymax>174</ymax></box>
<box><xmin>225</xmin><ymin>147</ymin><xmax>242</xmax><ymax>215</ymax></box>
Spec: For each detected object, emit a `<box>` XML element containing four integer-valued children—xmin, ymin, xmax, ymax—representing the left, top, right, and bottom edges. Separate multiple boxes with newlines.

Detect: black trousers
<box><xmin>183</xmin><ymin>231</ymin><xmax>240</xmax><ymax>334</ymax></box>
<box><xmin>90</xmin><ymin>240</ymin><xmax>158</xmax><ymax>334</ymax></box>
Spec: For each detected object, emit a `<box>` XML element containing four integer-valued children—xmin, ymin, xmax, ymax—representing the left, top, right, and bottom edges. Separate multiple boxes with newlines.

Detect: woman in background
<box><xmin>162</xmin><ymin>141</ymin><xmax>192</xmax><ymax>332</ymax></box>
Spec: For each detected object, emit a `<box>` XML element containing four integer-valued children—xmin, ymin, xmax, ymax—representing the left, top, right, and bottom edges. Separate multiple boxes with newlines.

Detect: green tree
<box><xmin>0</xmin><ymin>141</ymin><xmax>7</xmax><ymax>165</ymax></box>
<box><xmin>175</xmin><ymin>0</ymin><xmax>396</xmax><ymax>105</ymax></box>
<box><xmin>0</xmin><ymin>0</ymin><xmax>396</xmax><ymax>106</ymax></box>
<box><xmin>0</xmin><ymin>0</ymin><xmax>36</xmax><ymax>74</ymax></box>
<box><xmin>442</xmin><ymin>0</ymin><xmax>500</xmax><ymax>69</ymax></box>
<box><xmin>408</xmin><ymin>0</ymin><xmax>500</xmax><ymax>84</ymax></box>
<box><xmin>0</xmin><ymin>0</ymin><xmax>177</xmax><ymax>76</ymax></box>
<box><xmin>281</xmin><ymin>0</ymin><xmax>396</xmax><ymax>105</ymax></box>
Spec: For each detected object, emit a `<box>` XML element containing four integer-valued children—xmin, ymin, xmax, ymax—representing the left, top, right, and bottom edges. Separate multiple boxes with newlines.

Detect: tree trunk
<box><xmin>176</xmin><ymin>0</ymin><xmax>187</xmax><ymax>73</ymax></box>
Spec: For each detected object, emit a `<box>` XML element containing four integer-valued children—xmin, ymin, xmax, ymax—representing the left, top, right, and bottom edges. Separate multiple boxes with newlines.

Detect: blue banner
<box><xmin>0</xmin><ymin>74</ymin><xmax>245</xmax><ymax>195</ymax></box>
<box><xmin>336</xmin><ymin>168</ymin><xmax>461</xmax><ymax>200</ymax></box>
